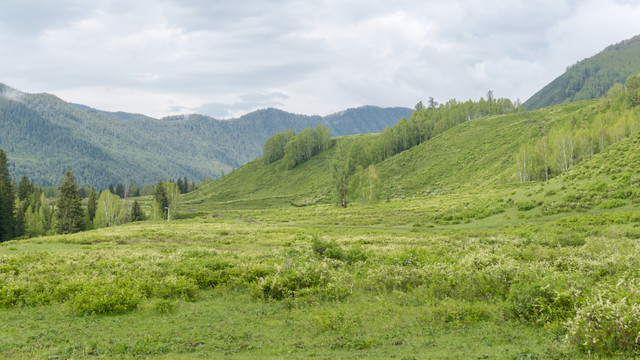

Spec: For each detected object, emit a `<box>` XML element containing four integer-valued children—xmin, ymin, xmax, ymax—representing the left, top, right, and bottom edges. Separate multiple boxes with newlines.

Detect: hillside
<box><xmin>186</xmin><ymin>100</ymin><xmax>599</xmax><ymax>210</ymax></box>
<box><xmin>524</xmin><ymin>35</ymin><xmax>640</xmax><ymax>110</ymax></box>
<box><xmin>0</xmin><ymin>83</ymin><xmax>411</xmax><ymax>187</ymax></box>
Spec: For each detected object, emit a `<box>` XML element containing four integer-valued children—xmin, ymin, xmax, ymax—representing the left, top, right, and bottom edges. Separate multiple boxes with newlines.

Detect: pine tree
<box><xmin>0</xmin><ymin>149</ymin><xmax>15</xmax><ymax>242</ymax></box>
<box><xmin>54</xmin><ymin>171</ymin><xmax>84</xmax><ymax>234</ymax></box>
<box><xmin>18</xmin><ymin>175</ymin><xmax>34</xmax><ymax>201</ymax></box>
<box><xmin>87</xmin><ymin>186</ymin><xmax>97</xmax><ymax>222</ymax></box>
<box><xmin>130</xmin><ymin>200</ymin><xmax>145</xmax><ymax>222</ymax></box>
<box><xmin>115</xmin><ymin>183</ymin><xmax>125</xmax><ymax>198</ymax></box>
<box><xmin>154</xmin><ymin>179</ymin><xmax>169</xmax><ymax>219</ymax></box>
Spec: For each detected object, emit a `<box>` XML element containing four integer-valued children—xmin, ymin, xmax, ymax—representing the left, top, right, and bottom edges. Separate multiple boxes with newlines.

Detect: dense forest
<box><xmin>524</xmin><ymin>35</ymin><xmax>640</xmax><ymax>110</ymax></box>
<box><xmin>0</xmin><ymin>83</ymin><xmax>411</xmax><ymax>187</ymax></box>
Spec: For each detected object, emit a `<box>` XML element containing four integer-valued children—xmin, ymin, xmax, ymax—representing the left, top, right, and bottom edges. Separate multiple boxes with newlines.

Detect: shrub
<box><xmin>69</xmin><ymin>280</ymin><xmax>142</xmax><ymax>315</ymax></box>
<box><xmin>567</xmin><ymin>291</ymin><xmax>640</xmax><ymax>355</ymax></box>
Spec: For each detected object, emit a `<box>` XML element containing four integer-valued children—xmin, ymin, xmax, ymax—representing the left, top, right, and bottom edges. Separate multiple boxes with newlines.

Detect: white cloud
<box><xmin>0</xmin><ymin>0</ymin><xmax>639</xmax><ymax>118</ymax></box>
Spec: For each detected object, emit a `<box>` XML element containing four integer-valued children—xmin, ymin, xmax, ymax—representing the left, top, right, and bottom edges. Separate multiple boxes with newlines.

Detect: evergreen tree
<box><xmin>87</xmin><ymin>186</ymin><xmax>98</xmax><ymax>222</ymax></box>
<box><xmin>54</xmin><ymin>171</ymin><xmax>84</xmax><ymax>234</ymax></box>
<box><xmin>115</xmin><ymin>183</ymin><xmax>125</xmax><ymax>198</ymax></box>
<box><xmin>130</xmin><ymin>199</ymin><xmax>145</xmax><ymax>222</ymax></box>
<box><xmin>154</xmin><ymin>179</ymin><xmax>169</xmax><ymax>219</ymax></box>
<box><xmin>0</xmin><ymin>149</ymin><xmax>15</xmax><ymax>242</ymax></box>
<box><xmin>177</xmin><ymin>178</ymin><xmax>184</xmax><ymax>194</ymax></box>
<box><xmin>18</xmin><ymin>175</ymin><xmax>34</xmax><ymax>201</ymax></box>
<box><xmin>108</xmin><ymin>183</ymin><xmax>115</xmax><ymax>194</ymax></box>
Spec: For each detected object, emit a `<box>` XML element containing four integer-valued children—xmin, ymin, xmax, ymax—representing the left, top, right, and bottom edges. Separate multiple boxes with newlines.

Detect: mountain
<box><xmin>0</xmin><ymin>83</ymin><xmax>412</xmax><ymax>187</ymax></box>
<box><xmin>524</xmin><ymin>35</ymin><xmax>640</xmax><ymax>110</ymax></box>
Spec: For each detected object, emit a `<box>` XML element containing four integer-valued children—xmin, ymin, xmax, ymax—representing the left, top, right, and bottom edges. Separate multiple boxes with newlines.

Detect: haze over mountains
<box><xmin>0</xmin><ymin>82</ymin><xmax>411</xmax><ymax>187</ymax></box>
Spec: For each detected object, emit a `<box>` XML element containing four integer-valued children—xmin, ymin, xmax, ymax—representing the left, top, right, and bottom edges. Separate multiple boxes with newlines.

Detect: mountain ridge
<box><xmin>0</xmin><ymin>82</ymin><xmax>412</xmax><ymax>187</ymax></box>
<box><xmin>524</xmin><ymin>34</ymin><xmax>640</xmax><ymax>110</ymax></box>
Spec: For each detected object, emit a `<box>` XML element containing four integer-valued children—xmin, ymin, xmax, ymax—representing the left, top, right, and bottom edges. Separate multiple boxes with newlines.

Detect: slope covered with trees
<box><xmin>0</xmin><ymin>83</ymin><xmax>411</xmax><ymax>187</ymax></box>
<box><xmin>524</xmin><ymin>35</ymin><xmax>640</xmax><ymax>110</ymax></box>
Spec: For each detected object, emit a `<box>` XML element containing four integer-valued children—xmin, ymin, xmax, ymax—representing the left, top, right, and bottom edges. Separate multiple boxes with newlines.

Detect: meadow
<box><xmin>3</xmin><ymin>186</ymin><xmax>640</xmax><ymax>359</ymax></box>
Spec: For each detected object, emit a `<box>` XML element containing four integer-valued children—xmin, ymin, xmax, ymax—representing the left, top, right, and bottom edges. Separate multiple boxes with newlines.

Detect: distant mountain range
<box><xmin>0</xmin><ymin>83</ymin><xmax>412</xmax><ymax>187</ymax></box>
<box><xmin>524</xmin><ymin>35</ymin><xmax>640</xmax><ymax>110</ymax></box>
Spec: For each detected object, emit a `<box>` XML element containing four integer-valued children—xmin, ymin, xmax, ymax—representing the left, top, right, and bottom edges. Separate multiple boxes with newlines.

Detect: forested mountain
<box><xmin>524</xmin><ymin>34</ymin><xmax>640</xmax><ymax>110</ymax></box>
<box><xmin>0</xmin><ymin>83</ymin><xmax>411</xmax><ymax>187</ymax></box>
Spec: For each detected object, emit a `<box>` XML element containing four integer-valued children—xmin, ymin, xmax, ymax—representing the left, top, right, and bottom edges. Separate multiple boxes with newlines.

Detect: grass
<box><xmin>3</xmin><ymin>194</ymin><xmax>640</xmax><ymax>358</ymax></box>
<box><xmin>6</xmin><ymin>98</ymin><xmax>640</xmax><ymax>358</ymax></box>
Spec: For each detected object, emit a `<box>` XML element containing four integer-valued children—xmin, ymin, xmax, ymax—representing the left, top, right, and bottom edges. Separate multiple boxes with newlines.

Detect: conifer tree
<box><xmin>54</xmin><ymin>171</ymin><xmax>84</xmax><ymax>234</ymax></box>
<box><xmin>87</xmin><ymin>186</ymin><xmax>97</xmax><ymax>222</ymax></box>
<box><xmin>154</xmin><ymin>179</ymin><xmax>169</xmax><ymax>219</ymax></box>
<box><xmin>130</xmin><ymin>199</ymin><xmax>145</xmax><ymax>222</ymax></box>
<box><xmin>0</xmin><ymin>149</ymin><xmax>15</xmax><ymax>242</ymax></box>
<box><xmin>115</xmin><ymin>183</ymin><xmax>125</xmax><ymax>198</ymax></box>
<box><xmin>18</xmin><ymin>175</ymin><xmax>34</xmax><ymax>201</ymax></box>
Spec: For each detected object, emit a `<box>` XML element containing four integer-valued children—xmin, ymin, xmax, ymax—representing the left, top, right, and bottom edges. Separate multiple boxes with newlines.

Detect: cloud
<box><xmin>0</xmin><ymin>0</ymin><xmax>639</xmax><ymax>118</ymax></box>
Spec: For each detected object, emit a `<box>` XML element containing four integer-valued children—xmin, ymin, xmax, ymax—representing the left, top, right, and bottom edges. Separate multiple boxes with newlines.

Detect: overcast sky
<box><xmin>1</xmin><ymin>0</ymin><xmax>639</xmax><ymax>119</ymax></box>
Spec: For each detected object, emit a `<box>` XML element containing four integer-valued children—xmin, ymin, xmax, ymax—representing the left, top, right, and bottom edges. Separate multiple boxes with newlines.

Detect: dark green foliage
<box><xmin>154</xmin><ymin>179</ymin><xmax>169</xmax><ymax>219</ymax></box>
<box><xmin>0</xmin><ymin>83</ymin><xmax>411</xmax><ymax>187</ymax></box>
<box><xmin>0</xmin><ymin>149</ymin><xmax>15</xmax><ymax>241</ymax></box>
<box><xmin>115</xmin><ymin>183</ymin><xmax>125</xmax><ymax>198</ymax></box>
<box><xmin>54</xmin><ymin>171</ymin><xmax>84</xmax><ymax>234</ymax></box>
<box><xmin>130</xmin><ymin>200</ymin><xmax>145</xmax><ymax>222</ymax></box>
<box><xmin>87</xmin><ymin>186</ymin><xmax>97</xmax><ymax>222</ymax></box>
<box><xmin>17</xmin><ymin>175</ymin><xmax>34</xmax><ymax>201</ymax></box>
<box><xmin>525</xmin><ymin>35</ymin><xmax>640</xmax><ymax>110</ymax></box>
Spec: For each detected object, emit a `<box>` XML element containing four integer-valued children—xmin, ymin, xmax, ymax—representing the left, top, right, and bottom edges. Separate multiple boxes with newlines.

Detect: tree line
<box><xmin>330</xmin><ymin>93</ymin><xmax>522</xmax><ymax>207</ymax></box>
<box><xmin>0</xmin><ymin>157</ymin><xmax>197</xmax><ymax>242</ymax></box>
<box><xmin>262</xmin><ymin>125</ymin><xmax>332</xmax><ymax>168</ymax></box>
<box><xmin>517</xmin><ymin>72</ymin><xmax>640</xmax><ymax>182</ymax></box>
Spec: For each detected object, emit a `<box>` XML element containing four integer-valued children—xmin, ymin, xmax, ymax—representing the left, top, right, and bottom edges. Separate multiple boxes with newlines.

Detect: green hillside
<box><xmin>524</xmin><ymin>35</ymin><xmax>640</xmax><ymax>110</ymax></box>
<box><xmin>0</xmin><ymin>83</ymin><xmax>411</xmax><ymax>187</ymax></box>
<box><xmin>186</xmin><ymin>100</ymin><xmax>600</xmax><ymax>210</ymax></box>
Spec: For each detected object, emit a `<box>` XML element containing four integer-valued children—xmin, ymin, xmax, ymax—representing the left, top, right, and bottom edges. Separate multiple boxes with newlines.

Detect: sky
<box><xmin>1</xmin><ymin>0</ymin><xmax>639</xmax><ymax>119</ymax></box>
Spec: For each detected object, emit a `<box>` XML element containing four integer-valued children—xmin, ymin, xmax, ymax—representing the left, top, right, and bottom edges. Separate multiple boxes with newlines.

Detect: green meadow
<box><xmin>5</xmin><ymin>89</ymin><xmax>640</xmax><ymax>358</ymax></box>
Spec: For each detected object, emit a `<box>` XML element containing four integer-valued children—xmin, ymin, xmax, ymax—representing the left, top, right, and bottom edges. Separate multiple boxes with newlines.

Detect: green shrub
<box><xmin>599</xmin><ymin>199</ymin><xmax>626</xmax><ymax>209</ymax></box>
<box><xmin>517</xmin><ymin>200</ymin><xmax>541</xmax><ymax>211</ymax></box>
<box><xmin>69</xmin><ymin>280</ymin><xmax>142</xmax><ymax>315</ymax></box>
<box><xmin>506</xmin><ymin>279</ymin><xmax>579</xmax><ymax>326</ymax></box>
<box><xmin>567</xmin><ymin>283</ymin><xmax>640</xmax><ymax>356</ymax></box>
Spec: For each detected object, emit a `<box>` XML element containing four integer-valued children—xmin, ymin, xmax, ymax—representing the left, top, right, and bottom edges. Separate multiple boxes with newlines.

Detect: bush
<box><xmin>69</xmin><ymin>280</ymin><xmax>142</xmax><ymax>315</ymax></box>
<box><xmin>567</xmin><ymin>291</ymin><xmax>640</xmax><ymax>355</ymax></box>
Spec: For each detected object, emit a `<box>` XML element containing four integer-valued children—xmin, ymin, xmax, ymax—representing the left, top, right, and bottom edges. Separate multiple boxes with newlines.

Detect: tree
<box><xmin>94</xmin><ymin>190</ymin><xmax>125</xmax><ymax>228</ymax></box>
<box><xmin>130</xmin><ymin>200</ymin><xmax>145</xmax><ymax>222</ymax></box>
<box><xmin>0</xmin><ymin>149</ymin><xmax>15</xmax><ymax>242</ymax></box>
<box><xmin>54</xmin><ymin>171</ymin><xmax>84</xmax><ymax>234</ymax></box>
<box><xmin>165</xmin><ymin>181</ymin><xmax>181</xmax><ymax>221</ymax></box>
<box><xmin>18</xmin><ymin>175</ymin><xmax>34</xmax><ymax>201</ymax></box>
<box><xmin>115</xmin><ymin>183</ymin><xmax>125</xmax><ymax>198</ymax></box>
<box><xmin>154</xmin><ymin>179</ymin><xmax>169</xmax><ymax>219</ymax></box>
<box><xmin>331</xmin><ymin>142</ymin><xmax>351</xmax><ymax>208</ymax></box>
<box><xmin>87</xmin><ymin>186</ymin><xmax>98</xmax><ymax>222</ymax></box>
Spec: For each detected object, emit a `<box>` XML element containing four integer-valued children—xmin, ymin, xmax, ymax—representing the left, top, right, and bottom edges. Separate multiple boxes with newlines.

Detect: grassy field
<box><xmin>4</xmin><ymin>188</ymin><xmax>640</xmax><ymax>359</ymax></box>
<box><xmin>6</xmin><ymin>98</ymin><xmax>640</xmax><ymax>358</ymax></box>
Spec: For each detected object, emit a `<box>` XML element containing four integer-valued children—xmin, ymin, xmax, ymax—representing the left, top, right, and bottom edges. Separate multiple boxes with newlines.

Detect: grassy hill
<box><xmin>0</xmin><ymin>83</ymin><xmax>411</xmax><ymax>187</ymax></box>
<box><xmin>524</xmin><ymin>34</ymin><xmax>640</xmax><ymax>110</ymax></box>
<box><xmin>186</xmin><ymin>100</ymin><xmax>601</xmax><ymax>210</ymax></box>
